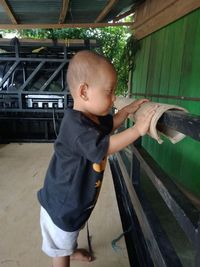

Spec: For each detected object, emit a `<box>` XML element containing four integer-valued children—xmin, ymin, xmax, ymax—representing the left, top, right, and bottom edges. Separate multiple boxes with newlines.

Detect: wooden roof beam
<box><xmin>0</xmin><ymin>21</ymin><xmax>134</xmax><ymax>30</ymax></box>
<box><xmin>59</xmin><ymin>0</ymin><xmax>70</xmax><ymax>24</ymax></box>
<box><xmin>0</xmin><ymin>0</ymin><xmax>17</xmax><ymax>24</ymax></box>
<box><xmin>95</xmin><ymin>0</ymin><xmax>118</xmax><ymax>23</ymax></box>
<box><xmin>133</xmin><ymin>0</ymin><xmax>200</xmax><ymax>39</ymax></box>
<box><xmin>113</xmin><ymin>8</ymin><xmax>135</xmax><ymax>22</ymax></box>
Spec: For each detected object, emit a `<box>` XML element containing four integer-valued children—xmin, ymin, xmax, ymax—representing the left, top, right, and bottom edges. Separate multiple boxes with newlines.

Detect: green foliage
<box><xmin>118</xmin><ymin>35</ymin><xmax>141</xmax><ymax>95</ymax></box>
<box><xmin>4</xmin><ymin>27</ymin><xmax>140</xmax><ymax>95</ymax></box>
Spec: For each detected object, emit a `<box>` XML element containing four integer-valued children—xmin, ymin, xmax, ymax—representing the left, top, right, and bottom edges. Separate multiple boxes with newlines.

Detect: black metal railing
<box><xmin>109</xmin><ymin>110</ymin><xmax>200</xmax><ymax>267</ymax></box>
<box><xmin>158</xmin><ymin>110</ymin><xmax>200</xmax><ymax>142</ymax></box>
<box><xmin>0</xmin><ymin>38</ymin><xmax>98</xmax><ymax>142</ymax></box>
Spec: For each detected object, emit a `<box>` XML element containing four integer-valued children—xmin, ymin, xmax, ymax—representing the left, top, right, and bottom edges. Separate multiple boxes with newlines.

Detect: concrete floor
<box><xmin>0</xmin><ymin>143</ymin><xmax>129</xmax><ymax>267</ymax></box>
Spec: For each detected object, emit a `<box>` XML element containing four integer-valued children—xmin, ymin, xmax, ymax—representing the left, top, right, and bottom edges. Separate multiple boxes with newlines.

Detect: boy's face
<box><xmin>86</xmin><ymin>63</ymin><xmax>117</xmax><ymax>116</ymax></box>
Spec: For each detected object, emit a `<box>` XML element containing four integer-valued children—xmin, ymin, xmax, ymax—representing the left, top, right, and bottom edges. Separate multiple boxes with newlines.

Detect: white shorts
<box><xmin>40</xmin><ymin>206</ymin><xmax>80</xmax><ymax>257</ymax></box>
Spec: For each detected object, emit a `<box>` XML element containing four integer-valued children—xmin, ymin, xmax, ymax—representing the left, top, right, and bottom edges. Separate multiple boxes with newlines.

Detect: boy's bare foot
<box><xmin>70</xmin><ymin>248</ymin><xmax>94</xmax><ymax>262</ymax></box>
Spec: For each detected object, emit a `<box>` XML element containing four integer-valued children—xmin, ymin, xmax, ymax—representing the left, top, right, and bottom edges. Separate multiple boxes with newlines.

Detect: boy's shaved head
<box><xmin>66</xmin><ymin>50</ymin><xmax>116</xmax><ymax>96</ymax></box>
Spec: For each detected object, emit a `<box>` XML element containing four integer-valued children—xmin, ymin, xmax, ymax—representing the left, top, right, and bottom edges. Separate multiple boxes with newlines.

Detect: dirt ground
<box><xmin>0</xmin><ymin>143</ymin><xmax>129</xmax><ymax>267</ymax></box>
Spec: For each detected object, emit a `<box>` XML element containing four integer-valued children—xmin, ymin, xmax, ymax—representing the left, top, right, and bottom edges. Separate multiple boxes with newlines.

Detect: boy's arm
<box><xmin>108</xmin><ymin>104</ymin><xmax>157</xmax><ymax>155</ymax></box>
<box><xmin>113</xmin><ymin>98</ymin><xmax>149</xmax><ymax>131</ymax></box>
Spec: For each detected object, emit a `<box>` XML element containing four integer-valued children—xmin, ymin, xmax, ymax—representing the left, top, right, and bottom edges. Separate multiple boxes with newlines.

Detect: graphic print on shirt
<box><xmin>95</xmin><ymin>180</ymin><xmax>101</xmax><ymax>188</ymax></box>
<box><xmin>92</xmin><ymin>157</ymin><xmax>107</xmax><ymax>173</ymax></box>
<box><xmin>92</xmin><ymin>157</ymin><xmax>107</xmax><ymax>205</ymax></box>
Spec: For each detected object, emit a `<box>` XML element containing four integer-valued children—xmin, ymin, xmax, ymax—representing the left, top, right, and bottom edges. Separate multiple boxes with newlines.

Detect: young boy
<box><xmin>37</xmin><ymin>50</ymin><xmax>157</xmax><ymax>267</ymax></box>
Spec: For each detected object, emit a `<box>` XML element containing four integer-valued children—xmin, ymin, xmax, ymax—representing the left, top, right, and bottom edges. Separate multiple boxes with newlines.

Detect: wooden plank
<box><xmin>0</xmin><ymin>0</ymin><xmax>17</xmax><ymax>24</ymax></box>
<box><xmin>133</xmin><ymin>36</ymin><xmax>151</xmax><ymax>95</ymax></box>
<box><xmin>134</xmin><ymin>0</ymin><xmax>200</xmax><ymax>39</ymax></box>
<box><xmin>152</xmin><ymin>30</ymin><xmax>166</xmax><ymax>100</ymax></box>
<box><xmin>179</xmin><ymin>10</ymin><xmax>200</xmax><ymax>99</ymax></box>
<box><xmin>177</xmin><ymin>11</ymin><xmax>200</xmax><ymax>201</ymax></box>
<box><xmin>140</xmin><ymin>37</ymin><xmax>151</xmax><ymax>94</ymax></box>
<box><xmin>132</xmin><ymin>42</ymin><xmax>141</xmax><ymax>94</ymax></box>
<box><xmin>131</xmin><ymin>7</ymin><xmax>200</xmax><ymax>203</ymax></box>
<box><xmin>95</xmin><ymin>0</ymin><xmax>118</xmax><ymax>23</ymax></box>
<box><xmin>59</xmin><ymin>0</ymin><xmax>70</xmax><ymax>24</ymax></box>
<box><xmin>0</xmin><ymin>38</ymin><xmax>96</xmax><ymax>46</ymax></box>
<box><xmin>127</xmin><ymin>145</ymin><xmax>200</xmax><ymax>238</ymax></box>
<box><xmin>178</xmin><ymin>134</ymin><xmax>200</xmax><ymax>200</ymax></box>
<box><xmin>113</xmin><ymin>7</ymin><xmax>135</xmax><ymax>22</ymax></box>
<box><xmin>0</xmin><ymin>21</ymin><xmax>133</xmax><ymax>29</ymax></box>
<box><xmin>146</xmin><ymin>33</ymin><xmax>158</xmax><ymax>97</ymax></box>
<box><xmin>159</xmin><ymin>110</ymin><xmax>200</xmax><ymax>141</ymax></box>
<box><xmin>139</xmin><ymin>26</ymin><xmax>185</xmax><ymax>181</ymax></box>
<box><xmin>159</xmin><ymin>27</ymin><xmax>173</xmax><ymax>104</ymax></box>
<box><xmin>168</xmin><ymin>18</ymin><xmax>186</xmax><ymax>100</ymax></box>
<box><xmin>115</xmin><ymin>153</ymin><xmax>183</xmax><ymax>267</ymax></box>
<box><xmin>135</xmin><ymin>0</ymin><xmax>151</xmax><ymax>23</ymax></box>
<box><xmin>134</xmin><ymin>0</ymin><xmax>174</xmax><ymax>27</ymax></box>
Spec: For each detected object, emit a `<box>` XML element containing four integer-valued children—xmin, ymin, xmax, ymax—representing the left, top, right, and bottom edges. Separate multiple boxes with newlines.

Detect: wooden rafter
<box><xmin>0</xmin><ymin>0</ymin><xmax>17</xmax><ymax>24</ymax></box>
<box><xmin>95</xmin><ymin>0</ymin><xmax>118</xmax><ymax>23</ymax></box>
<box><xmin>59</xmin><ymin>0</ymin><xmax>70</xmax><ymax>24</ymax></box>
<box><xmin>0</xmin><ymin>21</ymin><xmax>134</xmax><ymax>30</ymax></box>
<box><xmin>113</xmin><ymin>8</ymin><xmax>135</xmax><ymax>22</ymax></box>
<box><xmin>133</xmin><ymin>0</ymin><xmax>200</xmax><ymax>39</ymax></box>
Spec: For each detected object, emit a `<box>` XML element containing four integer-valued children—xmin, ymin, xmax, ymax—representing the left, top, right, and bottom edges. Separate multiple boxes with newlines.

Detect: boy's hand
<box><xmin>123</xmin><ymin>98</ymin><xmax>149</xmax><ymax>115</ymax></box>
<box><xmin>134</xmin><ymin>105</ymin><xmax>158</xmax><ymax>136</ymax></box>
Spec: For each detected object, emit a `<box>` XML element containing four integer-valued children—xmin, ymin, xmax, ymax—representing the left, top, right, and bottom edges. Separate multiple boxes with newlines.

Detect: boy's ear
<box><xmin>79</xmin><ymin>83</ymin><xmax>89</xmax><ymax>101</ymax></box>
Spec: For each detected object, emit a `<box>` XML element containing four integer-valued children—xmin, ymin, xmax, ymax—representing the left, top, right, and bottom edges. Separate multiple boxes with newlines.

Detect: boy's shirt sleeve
<box><xmin>75</xmin><ymin>114</ymin><xmax>113</xmax><ymax>163</ymax></box>
<box><xmin>75</xmin><ymin>130</ymin><xmax>109</xmax><ymax>164</ymax></box>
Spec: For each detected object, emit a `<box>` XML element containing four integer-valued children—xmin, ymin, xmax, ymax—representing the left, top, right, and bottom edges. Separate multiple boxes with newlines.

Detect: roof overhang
<box><xmin>0</xmin><ymin>0</ymin><xmax>144</xmax><ymax>30</ymax></box>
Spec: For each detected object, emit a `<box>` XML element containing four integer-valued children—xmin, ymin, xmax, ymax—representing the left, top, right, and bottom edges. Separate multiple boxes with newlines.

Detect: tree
<box><xmin>1</xmin><ymin>26</ymin><xmax>140</xmax><ymax>95</ymax></box>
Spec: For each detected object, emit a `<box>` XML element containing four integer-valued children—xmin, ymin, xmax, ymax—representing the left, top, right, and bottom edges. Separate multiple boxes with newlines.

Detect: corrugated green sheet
<box><xmin>132</xmin><ymin>8</ymin><xmax>200</xmax><ymax>198</ymax></box>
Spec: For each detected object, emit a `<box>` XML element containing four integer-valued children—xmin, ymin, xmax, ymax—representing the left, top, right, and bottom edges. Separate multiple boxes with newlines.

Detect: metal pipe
<box><xmin>131</xmin><ymin>93</ymin><xmax>200</xmax><ymax>102</ymax></box>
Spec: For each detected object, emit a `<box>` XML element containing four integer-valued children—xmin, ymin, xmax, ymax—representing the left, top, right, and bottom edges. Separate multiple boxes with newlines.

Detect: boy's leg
<box><xmin>71</xmin><ymin>248</ymin><xmax>92</xmax><ymax>261</ymax></box>
<box><xmin>52</xmin><ymin>250</ymin><xmax>92</xmax><ymax>267</ymax></box>
<box><xmin>40</xmin><ymin>207</ymin><xmax>93</xmax><ymax>264</ymax></box>
<box><xmin>53</xmin><ymin>256</ymin><xmax>70</xmax><ymax>267</ymax></box>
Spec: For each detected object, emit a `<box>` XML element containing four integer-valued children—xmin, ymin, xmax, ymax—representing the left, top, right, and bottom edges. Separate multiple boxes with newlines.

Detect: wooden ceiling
<box><xmin>0</xmin><ymin>0</ymin><xmax>144</xmax><ymax>29</ymax></box>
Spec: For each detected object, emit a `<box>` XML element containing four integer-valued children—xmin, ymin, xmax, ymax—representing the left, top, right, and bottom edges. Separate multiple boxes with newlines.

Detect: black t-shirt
<box><xmin>37</xmin><ymin>109</ymin><xmax>113</xmax><ymax>231</ymax></box>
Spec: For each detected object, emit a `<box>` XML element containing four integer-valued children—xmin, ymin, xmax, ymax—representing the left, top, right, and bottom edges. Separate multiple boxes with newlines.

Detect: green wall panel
<box><xmin>179</xmin><ymin>9</ymin><xmax>200</xmax><ymax>99</ymax></box>
<box><xmin>132</xmin><ymin>8</ymin><xmax>200</xmax><ymax>198</ymax></box>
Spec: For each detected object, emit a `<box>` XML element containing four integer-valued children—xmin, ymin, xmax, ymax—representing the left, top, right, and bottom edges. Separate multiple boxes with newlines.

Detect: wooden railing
<box><xmin>109</xmin><ymin>110</ymin><xmax>200</xmax><ymax>267</ymax></box>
